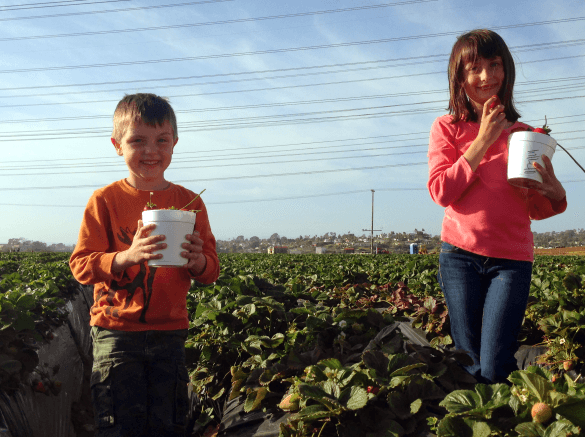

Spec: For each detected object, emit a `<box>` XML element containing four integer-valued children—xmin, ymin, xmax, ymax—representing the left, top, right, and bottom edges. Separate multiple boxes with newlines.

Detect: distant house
<box><xmin>267</xmin><ymin>246</ymin><xmax>288</xmax><ymax>254</ymax></box>
<box><xmin>316</xmin><ymin>247</ymin><xmax>327</xmax><ymax>254</ymax></box>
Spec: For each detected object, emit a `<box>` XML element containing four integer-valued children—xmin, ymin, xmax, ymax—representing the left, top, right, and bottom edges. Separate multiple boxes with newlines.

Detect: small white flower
<box><xmin>519</xmin><ymin>394</ymin><xmax>528</xmax><ymax>403</ymax></box>
<box><xmin>559</xmin><ymin>338</ymin><xmax>566</xmax><ymax>345</ymax></box>
<box><xmin>339</xmin><ymin>320</ymin><xmax>347</xmax><ymax>329</ymax></box>
<box><xmin>338</xmin><ymin>332</ymin><xmax>346</xmax><ymax>340</ymax></box>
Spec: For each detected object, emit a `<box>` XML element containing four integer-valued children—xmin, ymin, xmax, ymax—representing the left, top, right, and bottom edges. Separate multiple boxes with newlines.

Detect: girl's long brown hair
<box><xmin>448</xmin><ymin>29</ymin><xmax>520</xmax><ymax>124</ymax></box>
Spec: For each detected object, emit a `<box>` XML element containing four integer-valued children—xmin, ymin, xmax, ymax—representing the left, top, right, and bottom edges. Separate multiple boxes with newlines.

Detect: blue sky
<box><xmin>1</xmin><ymin>0</ymin><xmax>584</xmax><ymax>244</ymax></box>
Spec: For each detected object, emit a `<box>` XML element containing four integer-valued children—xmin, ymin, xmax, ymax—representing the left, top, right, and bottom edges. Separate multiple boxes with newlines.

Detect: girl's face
<box><xmin>462</xmin><ymin>55</ymin><xmax>505</xmax><ymax>114</ymax></box>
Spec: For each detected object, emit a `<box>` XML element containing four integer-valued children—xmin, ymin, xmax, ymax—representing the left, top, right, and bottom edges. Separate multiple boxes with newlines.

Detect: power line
<box><xmin>4</xmin><ymin>53</ymin><xmax>585</xmax><ymax>101</ymax></box>
<box><xmin>2</xmin><ymin>17</ymin><xmax>585</xmax><ymax>74</ymax></box>
<box><xmin>5</xmin><ymin>38</ymin><xmax>583</xmax><ymax>92</ymax></box>
<box><xmin>0</xmin><ymin>0</ymin><xmax>234</xmax><ymax>22</ymax></box>
<box><xmin>2</xmin><ymin>94</ymin><xmax>585</xmax><ymax>140</ymax></box>
<box><xmin>0</xmin><ymin>1</ymin><xmax>437</xmax><ymax>39</ymax></box>
<box><xmin>2</xmin><ymin>54</ymin><xmax>585</xmax><ymax>110</ymax></box>
<box><xmin>0</xmin><ymin>138</ymin><xmax>431</xmax><ymax>170</ymax></box>
<box><xmin>0</xmin><ymin>161</ymin><xmax>430</xmax><ymax>191</ymax></box>
<box><xmin>0</xmin><ymin>0</ymin><xmax>130</xmax><ymax>12</ymax></box>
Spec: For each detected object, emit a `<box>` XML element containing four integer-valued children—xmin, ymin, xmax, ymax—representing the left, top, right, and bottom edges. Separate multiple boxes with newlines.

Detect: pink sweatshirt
<box><xmin>428</xmin><ymin>114</ymin><xmax>567</xmax><ymax>262</ymax></box>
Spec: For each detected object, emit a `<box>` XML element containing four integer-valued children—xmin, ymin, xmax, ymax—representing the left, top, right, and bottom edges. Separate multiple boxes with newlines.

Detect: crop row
<box><xmin>0</xmin><ymin>252</ymin><xmax>584</xmax><ymax>436</ymax></box>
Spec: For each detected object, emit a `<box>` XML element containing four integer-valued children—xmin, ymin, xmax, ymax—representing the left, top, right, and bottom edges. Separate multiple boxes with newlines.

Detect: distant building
<box><xmin>344</xmin><ymin>248</ymin><xmax>355</xmax><ymax>254</ymax></box>
<box><xmin>267</xmin><ymin>246</ymin><xmax>288</xmax><ymax>254</ymax></box>
<box><xmin>316</xmin><ymin>247</ymin><xmax>327</xmax><ymax>254</ymax></box>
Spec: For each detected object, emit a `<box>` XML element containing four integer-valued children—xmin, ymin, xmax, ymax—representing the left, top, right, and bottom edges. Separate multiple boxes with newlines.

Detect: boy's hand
<box><xmin>182</xmin><ymin>231</ymin><xmax>207</xmax><ymax>276</ymax></box>
<box><xmin>112</xmin><ymin>220</ymin><xmax>166</xmax><ymax>272</ymax></box>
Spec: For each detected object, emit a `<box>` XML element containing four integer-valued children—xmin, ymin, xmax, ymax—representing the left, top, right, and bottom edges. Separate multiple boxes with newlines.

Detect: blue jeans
<box><xmin>438</xmin><ymin>242</ymin><xmax>532</xmax><ymax>384</ymax></box>
<box><xmin>90</xmin><ymin>327</ymin><xmax>190</xmax><ymax>437</ymax></box>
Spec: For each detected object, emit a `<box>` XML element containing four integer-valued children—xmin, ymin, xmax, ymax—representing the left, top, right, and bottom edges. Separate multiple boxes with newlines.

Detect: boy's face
<box><xmin>112</xmin><ymin>120</ymin><xmax>178</xmax><ymax>191</ymax></box>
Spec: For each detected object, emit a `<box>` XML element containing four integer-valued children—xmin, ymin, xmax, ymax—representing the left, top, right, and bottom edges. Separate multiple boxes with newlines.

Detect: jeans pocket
<box><xmin>174</xmin><ymin>365</ymin><xmax>190</xmax><ymax>427</ymax></box>
<box><xmin>90</xmin><ymin>364</ymin><xmax>115</xmax><ymax>429</ymax></box>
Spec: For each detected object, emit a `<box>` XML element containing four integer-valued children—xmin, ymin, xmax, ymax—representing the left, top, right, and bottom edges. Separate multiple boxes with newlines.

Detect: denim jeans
<box><xmin>438</xmin><ymin>242</ymin><xmax>532</xmax><ymax>384</ymax></box>
<box><xmin>90</xmin><ymin>327</ymin><xmax>190</xmax><ymax>437</ymax></box>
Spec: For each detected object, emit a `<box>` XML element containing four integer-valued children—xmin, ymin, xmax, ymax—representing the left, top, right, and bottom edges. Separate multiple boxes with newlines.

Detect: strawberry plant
<box><xmin>143</xmin><ymin>188</ymin><xmax>206</xmax><ymax>212</ymax></box>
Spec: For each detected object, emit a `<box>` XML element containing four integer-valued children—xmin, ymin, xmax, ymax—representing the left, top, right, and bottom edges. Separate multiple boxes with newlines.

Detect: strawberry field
<box><xmin>1</xmin><ymin>252</ymin><xmax>584</xmax><ymax>436</ymax></box>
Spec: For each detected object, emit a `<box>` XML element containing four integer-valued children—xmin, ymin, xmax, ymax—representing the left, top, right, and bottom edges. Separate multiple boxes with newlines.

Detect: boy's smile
<box><xmin>113</xmin><ymin>120</ymin><xmax>178</xmax><ymax>191</ymax></box>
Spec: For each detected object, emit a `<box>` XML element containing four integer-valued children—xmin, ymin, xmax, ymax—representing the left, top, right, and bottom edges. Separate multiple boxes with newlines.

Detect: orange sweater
<box><xmin>70</xmin><ymin>179</ymin><xmax>220</xmax><ymax>331</ymax></box>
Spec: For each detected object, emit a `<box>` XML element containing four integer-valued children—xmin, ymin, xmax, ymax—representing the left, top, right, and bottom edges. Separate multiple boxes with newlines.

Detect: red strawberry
<box><xmin>533</xmin><ymin>116</ymin><xmax>552</xmax><ymax>135</ymax></box>
<box><xmin>489</xmin><ymin>95</ymin><xmax>500</xmax><ymax>109</ymax></box>
<box><xmin>563</xmin><ymin>361</ymin><xmax>574</xmax><ymax>371</ymax></box>
<box><xmin>33</xmin><ymin>381</ymin><xmax>46</xmax><ymax>393</ymax></box>
<box><xmin>367</xmin><ymin>386</ymin><xmax>379</xmax><ymax>395</ymax></box>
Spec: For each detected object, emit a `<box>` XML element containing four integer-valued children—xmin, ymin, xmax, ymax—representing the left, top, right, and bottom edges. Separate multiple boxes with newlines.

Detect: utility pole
<box><xmin>362</xmin><ymin>189</ymin><xmax>382</xmax><ymax>254</ymax></box>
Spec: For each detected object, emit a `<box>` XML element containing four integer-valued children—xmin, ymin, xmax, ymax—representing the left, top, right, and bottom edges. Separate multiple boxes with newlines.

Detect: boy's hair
<box><xmin>112</xmin><ymin>93</ymin><xmax>178</xmax><ymax>142</ymax></box>
<box><xmin>448</xmin><ymin>29</ymin><xmax>520</xmax><ymax>124</ymax></box>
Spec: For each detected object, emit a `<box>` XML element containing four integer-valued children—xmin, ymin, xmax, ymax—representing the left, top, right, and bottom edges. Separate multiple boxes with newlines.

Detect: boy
<box><xmin>70</xmin><ymin>93</ymin><xmax>220</xmax><ymax>437</ymax></box>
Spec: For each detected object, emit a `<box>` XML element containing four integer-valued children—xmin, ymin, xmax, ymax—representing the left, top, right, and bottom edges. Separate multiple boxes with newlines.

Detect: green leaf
<box><xmin>439</xmin><ymin>390</ymin><xmax>482</xmax><ymax>414</ymax></box>
<box><xmin>554</xmin><ymin>397</ymin><xmax>585</xmax><ymax>428</ymax></box>
<box><xmin>543</xmin><ymin>419</ymin><xmax>580</xmax><ymax>437</ymax></box>
<box><xmin>16</xmin><ymin>294</ymin><xmax>36</xmax><ymax>310</ymax></box>
<box><xmin>244</xmin><ymin>387</ymin><xmax>268</xmax><ymax>413</ymax></box>
<box><xmin>362</xmin><ymin>350</ymin><xmax>389</xmax><ymax>375</ymax></box>
<box><xmin>436</xmin><ymin>415</ymin><xmax>474</xmax><ymax>437</ymax></box>
<box><xmin>509</xmin><ymin>371</ymin><xmax>553</xmax><ymax>403</ymax></box>
<box><xmin>296</xmin><ymin>404</ymin><xmax>332</xmax><ymax>420</ymax></box>
<box><xmin>319</xmin><ymin>358</ymin><xmax>343</xmax><ymax>370</ymax></box>
<box><xmin>515</xmin><ymin>422</ymin><xmax>546</xmax><ymax>437</ymax></box>
<box><xmin>13</xmin><ymin>312</ymin><xmax>35</xmax><ymax>331</ymax></box>
<box><xmin>345</xmin><ymin>386</ymin><xmax>368</xmax><ymax>410</ymax></box>
<box><xmin>298</xmin><ymin>383</ymin><xmax>329</xmax><ymax>400</ymax></box>
<box><xmin>471</xmin><ymin>421</ymin><xmax>491</xmax><ymax>437</ymax></box>
<box><xmin>410</xmin><ymin>398</ymin><xmax>422</xmax><ymax>414</ymax></box>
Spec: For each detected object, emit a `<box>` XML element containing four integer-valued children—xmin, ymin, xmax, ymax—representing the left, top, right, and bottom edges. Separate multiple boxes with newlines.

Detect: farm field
<box><xmin>534</xmin><ymin>246</ymin><xmax>585</xmax><ymax>256</ymax></box>
<box><xmin>1</xmin><ymin>252</ymin><xmax>584</xmax><ymax>436</ymax></box>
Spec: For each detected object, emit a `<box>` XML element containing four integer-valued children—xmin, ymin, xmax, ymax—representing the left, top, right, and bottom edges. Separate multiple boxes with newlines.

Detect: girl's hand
<box><xmin>463</xmin><ymin>95</ymin><xmax>510</xmax><ymax>172</ymax></box>
<box><xmin>113</xmin><ymin>220</ymin><xmax>166</xmax><ymax>272</ymax></box>
<box><xmin>182</xmin><ymin>231</ymin><xmax>207</xmax><ymax>276</ymax></box>
<box><xmin>477</xmin><ymin>95</ymin><xmax>508</xmax><ymax>146</ymax></box>
<box><xmin>532</xmin><ymin>155</ymin><xmax>566</xmax><ymax>201</ymax></box>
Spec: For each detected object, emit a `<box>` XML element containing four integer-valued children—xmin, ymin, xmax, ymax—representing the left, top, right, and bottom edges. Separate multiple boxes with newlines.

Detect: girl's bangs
<box><xmin>459</xmin><ymin>37</ymin><xmax>502</xmax><ymax>66</ymax></box>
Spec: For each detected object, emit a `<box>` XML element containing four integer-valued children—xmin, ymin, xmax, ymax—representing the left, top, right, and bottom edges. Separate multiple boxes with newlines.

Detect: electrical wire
<box><xmin>0</xmin><ymin>161</ymin><xmax>430</xmax><ymax>191</ymax></box>
<box><xmin>2</xmin><ymin>17</ymin><xmax>585</xmax><ymax>74</ymax></box>
<box><xmin>0</xmin><ymin>0</ymin><xmax>234</xmax><ymax>22</ymax></box>
<box><xmin>5</xmin><ymin>37</ymin><xmax>584</xmax><ymax>92</ymax></box>
<box><xmin>0</xmin><ymin>1</ymin><xmax>437</xmax><ymax>38</ymax></box>
<box><xmin>0</xmin><ymin>0</ymin><xmax>130</xmax><ymax>12</ymax></box>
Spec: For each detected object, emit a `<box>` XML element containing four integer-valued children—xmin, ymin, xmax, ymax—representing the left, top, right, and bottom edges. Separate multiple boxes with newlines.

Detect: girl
<box><xmin>427</xmin><ymin>29</ymin><xmax>567</xmax><ymax>384</ymax></box>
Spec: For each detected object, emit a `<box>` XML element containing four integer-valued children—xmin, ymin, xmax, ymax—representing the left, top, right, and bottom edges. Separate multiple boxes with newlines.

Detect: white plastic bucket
<box><xmin>507</xmin><ymin>131</ymin><xmax>557</xmax><ymax>189</ymax></box>
<box><xmin>141</xmin><ymin>209</ymin><xmax>196</xmax><ymax>267</ymax></box>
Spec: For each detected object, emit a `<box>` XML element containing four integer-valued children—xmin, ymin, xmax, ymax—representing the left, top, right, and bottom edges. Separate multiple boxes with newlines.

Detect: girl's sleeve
<box><xmin>427</xmin><ymin>117</ymin><xmax>479</xmax><ymax>207</ymax></box>
<box><xmin>527</xmin><ymin>191</ymin><xmax>567</xmax><ymax>220</ymax></box>
<box><xmin>190</xmin><ymin>199</ymin><xmax>220</xmax><ymax>284</ymax></box>
<box><xmin>69</xmin><ymin>194</ymin><xmax>125</xmax><ymax>284</ymax></box>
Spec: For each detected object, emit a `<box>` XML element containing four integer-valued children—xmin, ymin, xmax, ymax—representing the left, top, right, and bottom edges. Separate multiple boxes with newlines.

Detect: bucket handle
<box><xmin>557</xmin><ymin>142</ymin><xmax>585</xmax><ymax>174</ymax></box>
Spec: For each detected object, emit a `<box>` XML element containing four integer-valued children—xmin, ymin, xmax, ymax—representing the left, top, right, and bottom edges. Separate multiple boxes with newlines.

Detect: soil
<box><xmin>534</xmin><ymin>246</ymin><xmax>585</xmax><ymax>256</ymax></box>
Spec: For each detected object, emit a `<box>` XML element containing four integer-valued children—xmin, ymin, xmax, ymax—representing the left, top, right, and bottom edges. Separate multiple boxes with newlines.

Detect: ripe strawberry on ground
<box><xmin>531</xmin><ymin>402</ymin><xmax>553</xmax><ymax>424</ymax></box>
